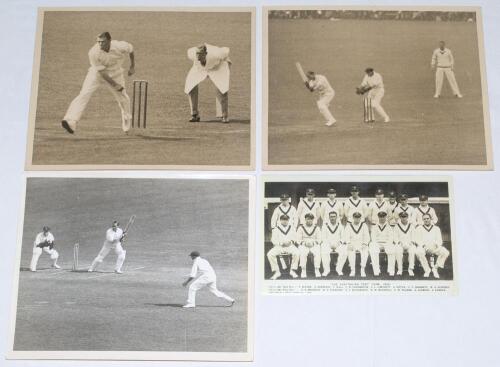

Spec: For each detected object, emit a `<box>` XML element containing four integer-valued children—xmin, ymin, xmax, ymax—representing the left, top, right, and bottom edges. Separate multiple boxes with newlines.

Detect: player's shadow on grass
<box><xmin>204</xmin><ymin>119</ymin><xmax>250</xmax><ymax>124</ymax></box>
<box><xmin>146</xmin><ymin>303</ymin><xmax>229</xmax><ymax>308</ymax></box>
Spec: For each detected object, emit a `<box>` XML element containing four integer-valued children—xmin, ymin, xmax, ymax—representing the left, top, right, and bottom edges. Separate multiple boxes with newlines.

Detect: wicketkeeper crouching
<box><xmin>30</xmin><ymin>226</ymin><xmax>60</xmax><ymax>272</ymax></box>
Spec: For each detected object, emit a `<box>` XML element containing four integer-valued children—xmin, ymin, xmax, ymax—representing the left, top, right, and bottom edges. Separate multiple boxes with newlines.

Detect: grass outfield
<box><xmin>13</xmin><ymin>178</ymin><xmax>249</xmax><ymax>352</ymax></box>
<box><xmin>268</xmin><ymin>19</ymin><xmax>487</xmax><ymax>166</ymax></box>
<box><xmin>32</xmin><ymin>11</ymin><xmax>252</xmax><ymax>166</ymax></box>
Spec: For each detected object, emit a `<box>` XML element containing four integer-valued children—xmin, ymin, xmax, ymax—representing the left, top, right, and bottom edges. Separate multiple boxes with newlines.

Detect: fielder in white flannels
<box><xmin>343</xmin><ymin>212</ymin><xmax>370</xmax><ymax>277</ymax></box>
<box><xmin>61</xmin><ymin>32</ymin><xmax>135</xmax><ymax>134</ymax></box>
<box><xmin>369</xmin><ymin>211</ymin><xmax>396</xmax><ymax>276</ymax></box>
<box><xmin>393</xmin><ymin>211</ymin><xmax>420</xmax><ymax>276</ymax></box>
<box><xmin>296</xmin><ymin>213</ymin><xmax>322</xmax><ymax>278</ymax></box>
<box><xmin>414</xmin><ymin>195</ymin><xmax>438</xmax><ymax>226</ymax></box>
<box><xmin>357</xmin><ymin>67</ymin><xmax>390</xmax><ymax>123</ymax></box>
<box><xmin>431</xmin><ymin>41</ymin><xmax>463</xmax><ymax>98</ymax></box>
<box><xmin>267</xmin><ymin>214</ymin><xmax>300</xmax><ymax>279</ymax></box>
<box><xmin>320</xmin><ymin>188</ymin><xmax>343</xmax><ymax>224</ymax></box>
<box><xmin>30</xmin><ymin>226</ymin><xmax>60</xmax><ymax>272</ymax></box>
<box><xmin>343</xmin><ymin>185</ymin><xmax>368</xmax><ymax>223</ymax></box>
<box><xmin>185</xmin><ymin>44</ymin><xmax>231</xmax><ymax>123</ymax></box>
<box><xmin>88</xmin><ymin>221</ymin><xmax>127</xmax><ymax>274</ymax></box>
<box><xmin>297</xmin><ymin>188</ymin><xmax>321</xmax><ymax>226</ymax></box>
<box><xmin>367</xmin><ymin>189</ymin><xmax>391</xmax><ymax>225</ymax></box>
<box><xmin>394</xmin><ymin>194</ymin><xmax>416</xmax><ymax>225</ymax></box>
<box><xmin>182</xmin><ymin>251</ymin><xmax>234</xmax><ymax>308</ymax></box>
<box><xmin>270</xmin><ymin>193</ymin><xmax>298</xmax><ymax>229</ymax></box>
<box><xmin>304</xmin><ymin>71</ymin><xmax>336</xmax><ymax>126</ymax></box>
<box><xmin>320</xmin><ymin>212</ymin><xmax>347</xmax><ymax>277</ymax></box>
<box><xmin>415</xmin><ymin>214</ymin><xmax>449</xmax><ymax>278</ymax></box>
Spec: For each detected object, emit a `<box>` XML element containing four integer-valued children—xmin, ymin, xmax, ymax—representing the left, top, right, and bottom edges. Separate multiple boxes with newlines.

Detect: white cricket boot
<box><xmin>270</xmin><ymin>271</ymin><xmax>281</xmax><ymax>280</ymax></box>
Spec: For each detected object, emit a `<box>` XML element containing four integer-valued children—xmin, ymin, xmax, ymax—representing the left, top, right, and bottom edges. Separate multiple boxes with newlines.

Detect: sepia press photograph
<box><xmin>7</xmin><ymin>175</ymin><xmax>254</xmax><ymax>361</ymax></box>
<box><xmin>263</xmin><ymin>7</ymin><xmax>492</xmax><ymax>169</ymax></box>
<box><xmin>262</xmin><ymin>176</ymin><xmax>457</xmax><ymax>295</ymax></box>
<box><xmin>26</xmin><ymin>8</ymin><xmax>255</xmax><ymax>169</ymax></box>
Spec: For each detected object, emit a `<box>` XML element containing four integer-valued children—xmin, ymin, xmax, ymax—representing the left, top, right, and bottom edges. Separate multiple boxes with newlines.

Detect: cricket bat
<box><xmin>295</xmin><ymin>62</ymin><xmax>308</xmax><ymax>83</ymax></box>
<box><xmin>122</xmin><ymin>215</ymin><xmax>136</xmax><ymax>245</ymax></box>
<box><xmin>279</xmin><ymin>256</ymin><xmax>287</xmax><ymax>270</ymax></box>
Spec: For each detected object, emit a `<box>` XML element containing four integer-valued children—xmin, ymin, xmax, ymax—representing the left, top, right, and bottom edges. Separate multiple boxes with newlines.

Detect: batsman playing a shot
<box><xmin>182</xmin><ymin>251</ymin><xmax>235</xmax><ymax>308</ymax></box>
<box><xmin>304</xmin><ymin>71</ymin><xmax>337</xmax><ymax>127</ymax></box>
<box><xmin>88</xmin><ymin>221</ymin><xmax>127</xmax><ymax>274</ymax></box>
<box><xmin>356</xmin><ymin>67</ymin><xmax>390</xmax><ymax>123</ymax></box>
<box><xmin>61</xmin><ymin>32</ymin><xmax>135</xmax><ymax>134</ymax></box>
<box><xmin>184</xmin><ymin>44</ymin><xmax>231</xmax><ymax>123</ymax></box>
<box><xmin>30</xmin><ymin>226</ymin><xmax>60</xmax><ymax>272</ymax></box>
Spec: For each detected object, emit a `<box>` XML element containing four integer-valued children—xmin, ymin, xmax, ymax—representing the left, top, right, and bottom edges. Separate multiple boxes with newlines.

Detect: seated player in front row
<box><xmin>296</xmin><ymin>213</ymin><xmax>322</xmax><ymax>278</ymax></box>
<box><xmin>343</xmin><ymin>211</ymin><xmax>370</xmax><ymax>277</ymax></box>
<box><xmin>369</xmin><ymin>211</ymin><xmax>396</xmax><ymax>276</ymax></box>
<box><xmin>415</xmin><ymin>213</ymin><xmax>449</xmax><ymax>278</ymax></box>
<box><xmin>320</xmin><ymin>211</ymin><xmax>347</xmax><ymax>277</ymax></box>
<box><xmin>267</xmin><ymin>214</ymin><xmax>300</xmax><ymax>280</ymax></box>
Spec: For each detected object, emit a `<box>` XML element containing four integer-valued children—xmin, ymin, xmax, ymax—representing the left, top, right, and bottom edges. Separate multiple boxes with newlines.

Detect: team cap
<box><xmin>304</xmin><ymin>213</ymin><xmax>315</xmax><ymax>220</ymax></box>
<box><xmin>375</xmin><ymin>189</ymin><xmax>384</xmax><ymax>195</ymax></box>
<box><xmin>189</xmin><ymin>251</ymin><xmax>200</xmax><ymax>257</ymax></box>
<box><xmin>377</xmin><ymin>211</ymin><xmax>387</xmax><ymax>217</ymax></box>
<box><xmin>419</xmin><ymin>195</ymin><xmax>429</xmax><ymax>201</ymax></box>
<box><xmin>350</xmin><ymin>185</ymin><xmax>360</xmax><ymax>192</ymax></box>
<box><xmin>399</xmin><ymin>212</ymin><xmax>409</xmax><ymax>218</ymax></box>
<box><xmin>280</xmin><ymin>214</ymin><xmax>290</xmax><ymax>220</ymax></box>
<box><xmin>388</xmin><ymin>191</ymin><xmax>396</xmax><ymax>198</ymax></box>
<box><xmin>280</xmin><ymin>193</ymin><xmax>290</xmax><ymax>200</ymax></box>
<box><xmin>306</xmin><ymin>188</ymin><xmax>315</xmax><ymax>195</ymax></box>
<box><xmin>353</xmin><ymin>212</ymin><xmax>362</xmax><ymax>218</ymax></box>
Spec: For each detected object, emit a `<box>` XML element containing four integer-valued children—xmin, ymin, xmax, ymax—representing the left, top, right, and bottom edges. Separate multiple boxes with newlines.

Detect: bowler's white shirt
<box><xmin>431</xmin><ymin>48</ymin><xmax>454</xmax><ymax>68</ymax></box>
<box><xmin>88</xmin><ymin>40</ymin><xmax>133</xmax><ymax>76</ymax></box>
<box><xmin>361</xmin><ymin>72</ymin><xmax>384</xmax><ymax>90</ymax></box>
<box><xmin>190</xmin><ymin>257</ymin><xmax>216</xmax><ymax>279</ymax></box>
<box><xmin>105</xmin><ymin>227</ymin><xmax>123</xmax><ymax>246</ymax></box>
<box><xmin>308</xmin><ymin>74</ymin><xmax>334</xmax><ymax>96</ymax></box>
<box><xmin>34</xmin><ymin>232</ymin><xmax>54</xmax><ymax>248</ymax></box>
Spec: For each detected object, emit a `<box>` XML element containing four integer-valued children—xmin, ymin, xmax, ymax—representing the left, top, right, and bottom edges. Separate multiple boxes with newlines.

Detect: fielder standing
<box><xmin>431</xmin><ymin>41</ymin><xmax>463</xmax><ymax>98</ymax></box>
<box><xmin>61</xmin><ymin>32</ymin><xmax>135</xmax><ymax>134</ymax></box>
<box><xmin>182</xmin><ymin>251</ymin><xmax>235</xmax><ymax>308</ymax></box>
<box><xmin>297</xmin><ymin>188</ymin><xmax>321</xmax><ymax>226</ymax></box>
<box><xmin>304</xmin><ymin>71</ymin><xmax>337</xmax><ymax>126</ymax></box>
<box><xmin>184</xmin><ymin>44</ymin><xmax>231</xmax><ymax>123</ymax></box>
<box><xmin>30</xmin><ymin>226</ymin><xmax>60</xmax><ymax>272</ymax></box>
<box><xmin>356</xmin><ymin>67</ymin><xmax>390</xmax><ymax>123</ymax></box>
<box><xmin>88</xmin><ymin>221</ymin><xmax>127</xmax><ymax>273</ymax></box>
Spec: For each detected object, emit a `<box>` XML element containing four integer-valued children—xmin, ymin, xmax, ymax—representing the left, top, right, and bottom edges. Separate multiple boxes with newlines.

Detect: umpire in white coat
<box><xmin>184</xmin><ymin>44</ymin><xmax>231</xmax><ymax>123</ymax></box>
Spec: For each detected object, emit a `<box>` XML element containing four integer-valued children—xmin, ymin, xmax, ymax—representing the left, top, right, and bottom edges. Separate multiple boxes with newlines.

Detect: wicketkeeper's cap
<box><xmin>304</xmin><ymin>213</ymin><xmax>315</xmax><ymax>220</ymax></box>
<box><xmin>419</xmin><ymin>195</ymin><xmax>429</xmax><ymax>201</ymax></box>
<box><xmin>375</xmin><ymin>189</ymin><xmax>384</xmax><ymax>195</ymax></box>
<box><xmin>350</xmin><ymin>185</ymin><xmax>360</xmax><ymax>192</ymax></box>
<box><xmin>353</xmin><ymin>212</ymin><xmax>362</xmax><ymax>218</ymax></box>
<box><xmin>378</xmin><ymin>211</ymin><xmax>388</xmax><ymax>217</ymax></box>
<box><xmin>280</xmin><ymin>214</ymin><xmax>290</xmax><ymax>220</ymax></box>
<box><xmin>327</xmin><ymin>188</ymin><xmax>337</xmax><ymax>194</ymax></box>
<box><xmin>388</xmin><ymin>191</ymin><xmax>396</xmax><ymax>198</ymax></box>
<box><xmin>306</xmin><ymin>188</ymin><xmax>315</xmax><ymax>195</ymax></box>
<box><xmin>280</xmin><ymin>193</ymin><xmax>290</xmax><ymax>200</ymax></box>
<box><xmin>42</xmin><ymin>226</ymin><xmax>50</xmax><ymax>232</ymax></box>
<box><xmin>189</xmin><ymin>251</ymin><xmax>200</xmax><ymax>258</ymax></box>
<box><xmin>365</xmin><ymin>67</ymin><xmax>374</xmax><ymax>73</ymax></box>
<box><xmin>399</xmin><ymin>212</ymin><xmax>409</xmax><ymax>218</ymax></box>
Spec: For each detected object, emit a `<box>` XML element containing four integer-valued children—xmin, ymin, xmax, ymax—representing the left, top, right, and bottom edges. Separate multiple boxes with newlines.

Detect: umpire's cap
<box><xmin>189</xmin><ymin>251</ymin><xmax>200</xmax><ymax>258</ymax></box>
<box><xmin>42</xmin><ymin>226</ymin><xmax>50</xmax><ymax>232</ymax></box>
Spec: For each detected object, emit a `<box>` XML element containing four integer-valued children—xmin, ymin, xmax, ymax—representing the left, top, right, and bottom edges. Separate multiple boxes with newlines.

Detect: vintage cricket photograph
<box><xmin>262</xmin><ymin>176</ymin><xmax>457</xmax><ymax>295</ymax></box>
<box><xmin>8</xmin><ymin>174</ymin><xmax>254</xmax><ymax>361</ymax></box>
<box><xmin>25</xmin><ymin>7</ymin><xmax>255</xmax><ymax>169</ymax></box>
<box><xmin>263</xmin><ymin>6</ymin><xmax>492</xmax><ymax>169</ymax></box>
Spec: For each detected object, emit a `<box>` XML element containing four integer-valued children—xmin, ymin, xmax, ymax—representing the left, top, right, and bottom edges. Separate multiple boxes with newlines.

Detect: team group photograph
<box><xmin>264</xmin><ymin>180</ymin><xmax>454</xmax><ymax>281</ymax></box>
<box><xmin>265</xmin><ymin>8</ymin><xmax>491</xmax><ymax>168</ymax></box>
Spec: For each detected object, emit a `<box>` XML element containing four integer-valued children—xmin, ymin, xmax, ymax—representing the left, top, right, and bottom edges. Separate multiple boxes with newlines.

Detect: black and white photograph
<box><xmin>7</xmin><ymin>174</ymin><xmax>254</xmax><ymax>361</ymax></box>
<box><xmin>263</xmin><ymin>6</ymin><xmax>492</xmax><ymax>169</ymax></box>
<box><xmin>26</xmin><ymin>8</ymin><xmax>255</xmax><ymax>169</ymax></box>
<box><xmin>262</xmin><ymin>176</ymin><xmax>457</xmax><ymax>295</ymax></box>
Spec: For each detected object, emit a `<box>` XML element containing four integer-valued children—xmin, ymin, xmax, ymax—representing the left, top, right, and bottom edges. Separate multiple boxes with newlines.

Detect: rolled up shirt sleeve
<box><xmin>115</xmin><ymin>41</ymin><xmax>134</xmax><ymax>54</ymax></box>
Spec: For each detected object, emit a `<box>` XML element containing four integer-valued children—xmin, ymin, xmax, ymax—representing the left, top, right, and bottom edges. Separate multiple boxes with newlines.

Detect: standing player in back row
<box><xmin>431</xmin><ymin>41</ymin><xmax>463</xmax><ymax>99</ymax></box>
<box><xmin>304</xmin><ymin>71</ymin><xmax>337</xmax><ymax>127</ymax></box>
<box><xmin>61</xmin><ymin>32</ymin><xmax>135</xmax><ymax>134</ymax></box>
<box><xmin>356</xmin><ymin>68</ymin><xmax>390</xmax><ymax>123</ymax></box>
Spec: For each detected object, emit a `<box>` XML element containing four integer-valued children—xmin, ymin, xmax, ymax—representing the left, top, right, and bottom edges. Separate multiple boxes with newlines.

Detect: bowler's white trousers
<box><xmin>64</xmin><ymin>69</ymin><xmax>131</xmax><ymax>131</ymax></box>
